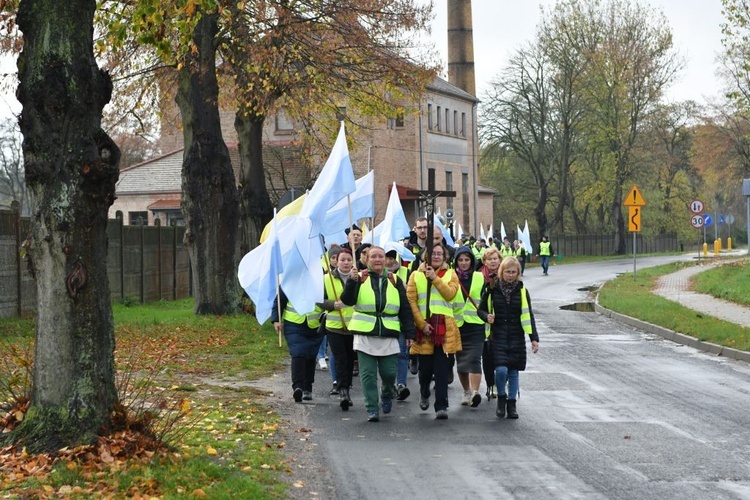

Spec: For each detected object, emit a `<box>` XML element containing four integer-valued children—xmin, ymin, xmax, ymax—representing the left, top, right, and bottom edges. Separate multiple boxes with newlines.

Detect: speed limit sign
<box><xmin>689</xmin><ymin>199</ymin><xmax>704</xmax><ymax>214</ymax></box>
<box><xmin>691</xmin><ymin>214</ymin><xmax>704</xmax><ymax>228</ymax></box>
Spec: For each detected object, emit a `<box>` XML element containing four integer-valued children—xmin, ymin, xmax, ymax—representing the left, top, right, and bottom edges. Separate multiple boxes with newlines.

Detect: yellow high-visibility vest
<box><xmin>323</xmin><ymin>277</ymin><xmax>353</xmax><ymax>329</ymax></box>
<box><xmin>283</xmin><ymin>303</ymin><xmax>322</xmax><ymax>329</ymax></box>
<box><xmin>348</xmin><ymin>277</ymin><xmax>401</xmax><ymax>333</ymax></box>
<box><xmin>413</xmin><ymin>270</ymin><xmax>457</xmax><ymax>319</ymax></box>
<box><xmin>455</xmin><ymin>272</ymin><xmax>484</xmax><ymax>327</ymax></box>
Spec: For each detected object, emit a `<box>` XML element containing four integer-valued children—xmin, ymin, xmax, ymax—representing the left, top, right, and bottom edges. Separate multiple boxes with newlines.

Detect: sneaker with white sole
<box><xmin>396</xmin><ymin>384</ymin><xmax>410</xmax><ymax>401</ymax></box>
<box><xmin>460</xmin><ymin>391</ymin><xmax>471</xmax><ymax>406</ymax></box>
<box><xmin>419</xmin><ymin>398</ymin><xmax>429</xmax><ymax>411</ymax></box>
<box><xmin>318</xmin><ymin>358</ymin><xmax>328</xmax><ymax>370</ymax></box>
<box><xmin>435</xmin><ymin>409</ymin><xmax>448</xmax><ymax>420</ymax></box>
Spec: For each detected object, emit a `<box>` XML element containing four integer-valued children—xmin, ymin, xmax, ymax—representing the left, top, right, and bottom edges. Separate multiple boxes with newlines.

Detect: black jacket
<box><xmin>478</xmin><ymin>280</ymin><xmax>539</xmax><ymax>371</ymax></box>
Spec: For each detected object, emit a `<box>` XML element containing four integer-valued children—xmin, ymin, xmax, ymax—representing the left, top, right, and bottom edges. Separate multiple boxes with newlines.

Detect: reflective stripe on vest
<box><xmin>348</xmin><ymin>276</ymin><xmax>401</xmax><ymax>333</ymax></box>
<box><xmin>520</xmin><ymin>287</ymin><xmax>532</xmax><ymax>335</ymax></box>
<box><xmin>413</xmin><ymin>270</ymin><xmax>455</xmax><ymax>319</ymax></box>
<box><xmin>323</xmin><ymin>277</ymin><xmax>353</xmax><ymax>329</ymax></box>
<box><xmin>459</xmin><ymin>272</ymin><xmax>485</xmax><ymax>326</ymax></box>
<box><xmin>501</xmin><ymin>247</ymin><xmax>514</xmax><ymax>257</ymax></box>
<box><xmin>283</xmin><ymin>303</ymin><xmax>321</xmax><ymax>329</ymax></box>
<box><xmin>539</xmin><ymin>241</ymin><xmax>551</xmax><ymax>256</ymax></box>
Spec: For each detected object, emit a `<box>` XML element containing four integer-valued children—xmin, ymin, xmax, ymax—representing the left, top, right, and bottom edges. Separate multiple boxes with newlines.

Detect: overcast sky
<box><xmin>427</xmin><ymin>0</ymin><xmax>726</xmax><ymax>104</ymax></box>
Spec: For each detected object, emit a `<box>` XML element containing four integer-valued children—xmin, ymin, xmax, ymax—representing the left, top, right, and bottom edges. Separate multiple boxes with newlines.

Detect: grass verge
<box><xmin>598</xmin><ymin>261</ymin><xmax>750</xmax><ymax>351</ymax></box>
<box><xmin>1</xmin><ymin>298</ymin><xmax>292</xmax><ymax>498</ymax></box>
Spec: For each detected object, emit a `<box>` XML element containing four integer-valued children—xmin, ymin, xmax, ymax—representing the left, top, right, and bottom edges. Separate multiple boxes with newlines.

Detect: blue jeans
<box><xmin>494</xmin><ymin>366</ymin><xmax>519</xmax><ymax>399</ymax></box>
<box><xmin>317</xmin><ymin>335</ymin><xmax>336</xmax><ymax>382</ymax></box>
<box><xmin>397</xmin><ymin>332</ymin><xmax>408</xmax><ymax>386</ymax></box>
<box><xmin>540</xmin><ymin>255</ymin><xmax>550</xmax><ymax>273</ymax></box>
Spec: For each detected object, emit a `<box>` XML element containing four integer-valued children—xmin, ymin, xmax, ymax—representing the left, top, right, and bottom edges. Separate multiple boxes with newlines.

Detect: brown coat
<box><xmin>407</xmin><ymin>262</ymin><xmax>462</xmax><ymax>355</ymax></box>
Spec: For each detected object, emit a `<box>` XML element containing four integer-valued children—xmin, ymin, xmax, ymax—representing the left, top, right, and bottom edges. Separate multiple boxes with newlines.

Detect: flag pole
<box><xmin>276</xmin><ymin>276</ymin><xmax>282</xmax><ymax>348</ymax></box>
<box><xmin>272</xmin><ymin>207</ymin><xmax>283</xmax><ymax>348</ymax></box>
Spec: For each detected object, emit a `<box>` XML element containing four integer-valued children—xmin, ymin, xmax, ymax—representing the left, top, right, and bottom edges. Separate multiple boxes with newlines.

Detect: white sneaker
<box><xmin>460</xmin><ymin>391</ymin><xmax>471</xmax><ymax>406</ymax></box>
<box><xmin>318</xmin><ymin>358</ymin><xmax>328</xmax><ymax>370</ymax></box>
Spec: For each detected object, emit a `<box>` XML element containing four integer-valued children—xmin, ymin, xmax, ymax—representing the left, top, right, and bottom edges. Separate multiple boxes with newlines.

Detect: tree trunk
<box><xmin>12</xmin><ymin>0</ymin><xmax>120</xmax><ymax>453</ymax></box>
<box><xmin>236</xmin><ymin>111</ymin><xmax>273</xmax><ymax>255</ymax></box>
<box><xmin>534</xmin><ymin>184</ymin><xmax>549</xmax><ymax>238</ymax></box>
<box><xmin>176</xmin><ymin>13</ymin><xmax>240</xmax><ymax>315</ymax></box>
<box><xmin>612</xmin><ymin>183</ymin><xmax>626</xmax><ymax>254</ymax></box>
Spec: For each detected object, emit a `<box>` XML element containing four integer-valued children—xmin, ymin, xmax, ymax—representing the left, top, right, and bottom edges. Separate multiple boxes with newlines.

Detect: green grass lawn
<box><xmin>598</xmin><ymin>259</ymin><xmax>750</xmax><ymax>351</ymax></box>
<box><xmin>1</xmin><ymin>299</ymin><xmax>293</xmax><ymax>498</ymax></box>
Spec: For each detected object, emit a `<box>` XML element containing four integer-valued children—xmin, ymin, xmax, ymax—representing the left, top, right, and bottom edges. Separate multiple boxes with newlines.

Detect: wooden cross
<box><xmin>407</xmin><ymin>169</ymin><xmax>456</xmax><ymax>259</ymax></box>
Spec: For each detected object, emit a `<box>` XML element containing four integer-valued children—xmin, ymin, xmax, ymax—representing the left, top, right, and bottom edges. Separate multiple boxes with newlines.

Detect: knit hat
<box><xmin>344</xmin><ymin>223</ymin><xmax>362</xmax><ymax>235</ymax></box>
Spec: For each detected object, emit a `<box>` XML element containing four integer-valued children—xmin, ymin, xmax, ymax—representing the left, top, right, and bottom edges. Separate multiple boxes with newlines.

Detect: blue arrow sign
<box><xmin>719</xmin><ymin>214</ymin><xmax>725</xmax><ymax>224</ymax></box>
<box><xmin>703</xmin><ymin>214</ymin><xmax>713</xmax><ymax>227</ymax></box>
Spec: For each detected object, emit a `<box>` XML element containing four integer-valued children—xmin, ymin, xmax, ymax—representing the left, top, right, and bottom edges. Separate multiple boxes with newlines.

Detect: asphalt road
<box><xmin>268</xmin><ymin>255</ymin><xmax>750</xmax><ymax>500</ymax></box>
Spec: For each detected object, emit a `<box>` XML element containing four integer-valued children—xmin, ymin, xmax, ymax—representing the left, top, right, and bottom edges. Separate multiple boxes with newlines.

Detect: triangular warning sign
<box><xmin>623</xmin><ymin>185</ymin><xmax>646</xmax><ymax>206</ymax></box>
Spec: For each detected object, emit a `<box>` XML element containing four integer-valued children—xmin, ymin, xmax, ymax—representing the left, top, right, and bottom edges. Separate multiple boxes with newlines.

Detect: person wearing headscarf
<box><xmin>453</xmin><ymin>246</ymin><xmax>486</xmax><ymax>408</ymax></box>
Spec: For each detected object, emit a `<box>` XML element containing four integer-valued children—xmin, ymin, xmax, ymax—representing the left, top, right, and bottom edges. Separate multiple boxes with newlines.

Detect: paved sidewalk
<box><xmin>653</xmin><ymin>261</ymin><xmax>750</xmax><ymax>328</ymax></box>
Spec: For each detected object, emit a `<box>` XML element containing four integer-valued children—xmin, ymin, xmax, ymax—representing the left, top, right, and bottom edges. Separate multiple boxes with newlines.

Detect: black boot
<box><xmin>496</xmin><ymin>395</ymin><xmax>507</xmax><ymax>418</ymax></box>
<box><xmin>339</xmin><ymin>387</ymin><xmax>350</xmax><ymax>411</ymax></box>
<box><xmin>507</xmin><ymin>399</ymin><xmax>518</xmax><ymax>419</ymax></box>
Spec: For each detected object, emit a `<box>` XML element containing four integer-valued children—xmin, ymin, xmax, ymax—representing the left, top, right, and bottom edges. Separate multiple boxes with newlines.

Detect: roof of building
<box><xmin>427</xmin><ymin>76</ymin><xmax>479</xmax><ymax>103</ymax></box>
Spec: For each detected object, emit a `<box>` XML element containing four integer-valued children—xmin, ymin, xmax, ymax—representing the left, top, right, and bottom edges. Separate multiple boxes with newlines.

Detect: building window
<box><xmin>129</xmin><ymin>211</ymin><xmax>148</xmax><ymax>226</ymax></box>
<box><xmin>436</xmin><ymin>106</ymin><xmax>442</xmax><ymax>131</ymax></box>
<box><xmin>427</xmin><ymin>103</ymin><xmax>433</xmax><ymax>130</ymax></box>
<box><xmin>461</xmin><ymin>112</ymin><xmax>466</xmax><ymax>137</ymax></box>
<box><xmin>446</xmin><ymin>171</ymin><xmax>453</xmax><ymax>210</ymax></box>
<box><xmin>276</xmin><ymin>107</ymin><xmax>294</xmax><ymax>132</ymax></box>
<box><xmin>395</xmin><ymin>109</ymin><xmax>405</xmax><ymax>128</ymax></box>
<box><xmin>445</xmin><ymin>108</ymin><xmax>450</xmax><ymax>134</ymax></box>
<box><xmin>454</xmin><ymin>111</ymin><xmax>458</xmax><ymax>136</ymax></box>
<box><xmin>462</xmin><ymin>173</ymin><xmax>470</xmax><ymax>231</ymax></box>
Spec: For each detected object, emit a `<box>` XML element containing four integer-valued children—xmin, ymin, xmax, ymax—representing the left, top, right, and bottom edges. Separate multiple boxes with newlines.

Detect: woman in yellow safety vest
<box><xmin>479</xmin><ymin>256</ymin><xmax>540</xmax><ymax>420</ymax></box>
<box><xmin>407</xmin><ymin>243</ymin><xmax>461</xmax><ymax>420</ymax></box>
<box><xmin>318</xmin><ymin>248</ymin><xmax>356</xmax><ymax>411</ymax></box>
<box><xmin>453</xmin><ymin>245</ymin><xmax>486</xmax><ymax>408</ymax></box>
<box><xmin>272</xmin><ymin>291</ymin><xmax>324</xmax><ymax>404</ymax></box>
<box><xmin>340</xmin><ymin>246</ymin><xmax>415</xmax><ymax>422</ymax></box>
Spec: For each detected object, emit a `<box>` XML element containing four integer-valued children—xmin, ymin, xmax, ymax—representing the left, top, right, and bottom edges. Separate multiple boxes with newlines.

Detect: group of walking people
<box><xmin>271</xmin><ymin>218</ymin><xmax>540</xmax><ymax>422</ymax></box>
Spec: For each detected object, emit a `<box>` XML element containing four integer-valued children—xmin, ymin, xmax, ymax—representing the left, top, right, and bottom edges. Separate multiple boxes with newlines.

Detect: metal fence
<box><xmin>548</xmin><ymin>232</ymin><xmax>679</xmax><ymax>257</ymax></box>
<box><xmin>0</xmin><ymin>207</ymin><xmax>192</xmax><ymax>318</ymax></box>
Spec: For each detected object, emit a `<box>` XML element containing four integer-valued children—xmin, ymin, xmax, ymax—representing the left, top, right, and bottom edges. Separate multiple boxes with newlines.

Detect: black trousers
<box><xmin>291</xmin><ymin>357</ymin><xmax>316</xmax><ymax>391</ymax></box>
<box><xmin>418</xmin><ymin>346</ymin><xmax>451</xmax><ymax>411</ymax></box>
<box><xmin>327</xmin><ymin>330</ymin><xmax>355</xmax><ymax>389</ymax></box>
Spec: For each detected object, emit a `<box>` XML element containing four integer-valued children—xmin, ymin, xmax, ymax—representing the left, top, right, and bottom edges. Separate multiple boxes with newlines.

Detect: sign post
<box><xmin>623</xmin><ymin>185</ymin><xmax>646</xmax><ymax>278</ymax></box>
<box><xmin>690</xmin><ymin>200</ymin><xmax>704</xmax><ymax>259</ymax></box>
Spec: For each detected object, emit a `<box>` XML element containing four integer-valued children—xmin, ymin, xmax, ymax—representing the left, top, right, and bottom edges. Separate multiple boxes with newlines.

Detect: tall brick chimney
<box><xmin>447</xmin><ymin>0</ymin><xmax>476</xmax><ymax>96</ymax></box>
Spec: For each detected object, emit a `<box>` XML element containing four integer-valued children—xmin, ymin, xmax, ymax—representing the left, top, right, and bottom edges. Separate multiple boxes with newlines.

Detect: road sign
<box><xmin>703</xmin><ymin>214</ymin><xmax>712</xmax><ymax>227</ymax></box>
<box><xmin>689</xmin><ymin>199</ymin><xmax>704</xmax><ymax>214</ymax></box>
<box><xmin>726</xmin><ymin>214</ymin><xmax>735</xmax><ymax>224</ymax></box>
<box><xmin>623</xmin><ymin>185</ymin><xmax>647</xmax><ymax>206</ymax></box>
<box><xmin>628</xmin><ymin>206</ymin><xmax>642</xmax><ymax>232</ymax></box>
<box><xmin>691</xmin><ymin>215</ymin><xmax>704</xmax><ymax>228</ymax></box>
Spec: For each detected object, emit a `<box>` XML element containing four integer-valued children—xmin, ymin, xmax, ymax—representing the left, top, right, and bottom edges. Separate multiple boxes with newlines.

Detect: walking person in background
<box><xmin>513</xmin><ymin>240</ymin><xmax>527</xmax><ymax>276</ymax></box>
<box><xmin>537</xmin><ymin>235</ymin><xmax>554</xmax><ymax>275</ymax></box>
<box><xmin>479</xmin><ymin>256</ymin><xmax>539</xmax><ymax>419</ymax></box>
<box><xmin>341</xmin><ymin>246</ymin><xmax>415</xmax><ymax>422</ymax></box>
<box><xmin>318</xmin><ymin>248</ymin><xmax>356</xmax><ymax>410</ymax></box>
<box><xmin>453</xmin><ymin>246</ymin><xmax>486</xmax><ymax>408</ymax></box>
<box><xmin>407</xmin><ymin>244</ymin><xmax>461</xmax><ymax>420</ymax></box>
<box><xmin>272</xmin><ymin>292</ymin><xmax>324</xmax><ymax>403</ymax></box>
